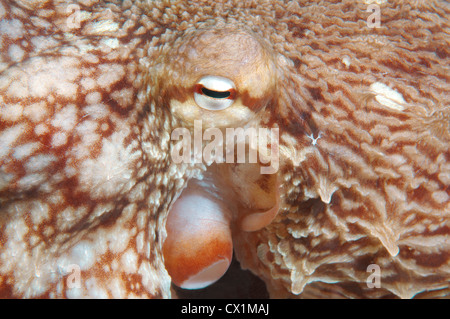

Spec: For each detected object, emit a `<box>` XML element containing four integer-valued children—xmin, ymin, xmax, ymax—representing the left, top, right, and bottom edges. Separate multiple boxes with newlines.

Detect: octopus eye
<box><xmin>194</xmin><ymin>75</ymin><xmax>236</xmax><ymax>111</ymax></box>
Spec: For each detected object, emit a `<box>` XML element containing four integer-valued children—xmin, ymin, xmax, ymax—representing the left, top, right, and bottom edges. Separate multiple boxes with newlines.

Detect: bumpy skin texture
<box><xmin>0</xmin><ymin>0</ymin><xmax>449</xmax><ymax>298</ymax></box>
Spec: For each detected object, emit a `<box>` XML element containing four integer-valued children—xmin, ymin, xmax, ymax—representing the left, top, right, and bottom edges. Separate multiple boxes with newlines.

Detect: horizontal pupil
<box><xmin>201</xmin><ymin>87</ymin><xmax>231</xmax><ymax>99</ymax></box>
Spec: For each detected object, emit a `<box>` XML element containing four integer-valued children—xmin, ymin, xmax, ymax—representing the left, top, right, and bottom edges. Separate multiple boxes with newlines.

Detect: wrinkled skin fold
<box><xmin>0</xmin><ymin>0</ymin><xmax>449</xmax><ymax>298</ymax></box>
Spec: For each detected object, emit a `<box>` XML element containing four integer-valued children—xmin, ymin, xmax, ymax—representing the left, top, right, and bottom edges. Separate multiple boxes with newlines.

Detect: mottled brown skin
<box><xmin>0</xmin><ymin>0</ymin><xmax>449</xmax><ymax>298</ymax></box>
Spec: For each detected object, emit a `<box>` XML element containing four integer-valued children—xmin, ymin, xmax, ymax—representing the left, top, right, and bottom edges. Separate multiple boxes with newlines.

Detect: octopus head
<box><xmin>157</xmin><ymin>25</ymin><xmax>277</xmax><ymax>128</ymax></box>
<box><xmin>150</xmin><ymin>25</ymin><xmax>281</xmax><ymax>289</ymax></box>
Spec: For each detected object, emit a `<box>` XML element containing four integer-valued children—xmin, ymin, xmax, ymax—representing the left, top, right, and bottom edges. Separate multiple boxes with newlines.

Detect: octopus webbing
<box><xmin>0</xmin><ymin>0</ymin><xmax>449</xmax><ymax>298</ymax></box>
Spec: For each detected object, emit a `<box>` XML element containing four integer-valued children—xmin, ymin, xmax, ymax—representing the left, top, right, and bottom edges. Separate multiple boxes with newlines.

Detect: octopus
<box><xmin>0</xmin><ymin>0</ymin><xmax>449</xmax><ymax>299</ymax></box>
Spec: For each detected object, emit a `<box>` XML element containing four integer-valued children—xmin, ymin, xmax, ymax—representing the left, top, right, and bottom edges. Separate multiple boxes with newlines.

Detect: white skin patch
<box><xmin>370</xmin><ymin>82</ymin><xmax>406</xmax><ymax>111</ymax></box>
<box><xmin>85</xmin><ymin>277</ymin><xmax>108</xmax><ymax>298</ymax></box>
<box><xmin>8</xmin><ymin>44</ymin><xmax>25</xmax><ymax>62</ymax></box>
<box><xmin>0</xmin><ymin>103</ymin><xmax>23</xmax><ymax>122</ymax></box>
<box><xmin>111</xmin><ymin>88</ymin><xmax>134</xmax><ymax>107</ymax></box>
<box><xmin>80</xmin><ymin>77</ymin><xmax>97</xmax><ymax>91</ymax></box>
<box><xmin>77</xmin><ymin>129</ymin><xmax>138</xmax><ymax>199</ymax></box>
<box><xmin>68</xmin><ymin>241</ymin><xmax>96</xmax><ymax>271</ymax></box>
<box><xmin>51</xmin><ymin>131</ymin><xmax>68</xmax><ymax>147</ymax></box>
<box><xmin>121</xmin><ymin>249</ymin><xmax>138</xmax><ymax>274</ymax></box>
<box><xmin>31</xmin><ymin>35</ymin><xmax>59</xmax><ymax>52</ymax></box>
<box><xmin>51</xmin><ymin>104</ymin><xmax>78</xmax><ymax>131</ymax></box>
<box><xmin>34</xmin><ymin>123</ymin><xmax>49</xmax><ymax>136</ymax></box>
<box><xmin>432</xmin><ymin>191</ymin><xmax>448</xmax><ymax>204</ymax></box>
<box><xmin>0</xmin><ymin>19</ymin><xmax>25</xmax><ymax>39</ymax></box>
<box><xmin>342</xmin><ymin>56</ymin><xmax>351</xmax><ymax>67</ymax></box>
<box><xmin>100</xmin><ymin>37</ymin><xmax>120</xmax><ymax>49</ymax></box>
<box><xmin>29</xmin><ymin>201</ymin><xmax>50</xmax><ymax>226</ymax></box>
<box><xmin>28</xmin><ymin>57</ymin><xmax>80</xmax><ymax>98</ymax></box>
<box><xmin>85</xmin><ymin>91</ymin><xmax>102</xmax><ymax>104</ymax></box>
<box><xmin>0</xmin><ymin>123</ymin><xmax>26</xmax><ymax>157</ymax></box>
<box><xmin>109</xmin><ymin>277</ymin><xmax>126</xmax><ymax>299</ymax></box>
<box><xmin>17</xmin><ymin>173</ymin><xmax>47</xmax><ymax>189</ymax></box>
<box><xmin>90</xmin><ymin>20</ymin><xmax>120</xmax><ymax>34</ymax></box>
<box><xmin>97</xmin><ymin>64</ymin><xmax>125</xmax><ymax>88</ymax></box>
<box><xmin>24</xmin><ymin>101</ymin><xmax>49</xmax><ymax>122</ymax></box>
<box><xmin>25</xmin><ymin>154</ymin><xmax>57</xmax><ymax>172</ymax></box>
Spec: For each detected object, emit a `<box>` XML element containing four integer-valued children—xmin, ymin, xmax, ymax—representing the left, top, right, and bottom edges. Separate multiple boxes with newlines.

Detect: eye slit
<box><xmin>194</xmin><ymin>75</ymin><xmax>236</xmax><ymax>111</ymax></box>
<box><xmin>201</xmin><ymin>87</ymin><xmax>231</xmax><ymax>99</ymax></box>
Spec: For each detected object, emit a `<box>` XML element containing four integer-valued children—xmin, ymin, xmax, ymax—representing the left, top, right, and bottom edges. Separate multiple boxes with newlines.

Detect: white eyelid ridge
<box><xmin>198</xmin><ymin>75</ymin><xmax>235</xmax><ymax>92</ymax></box>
